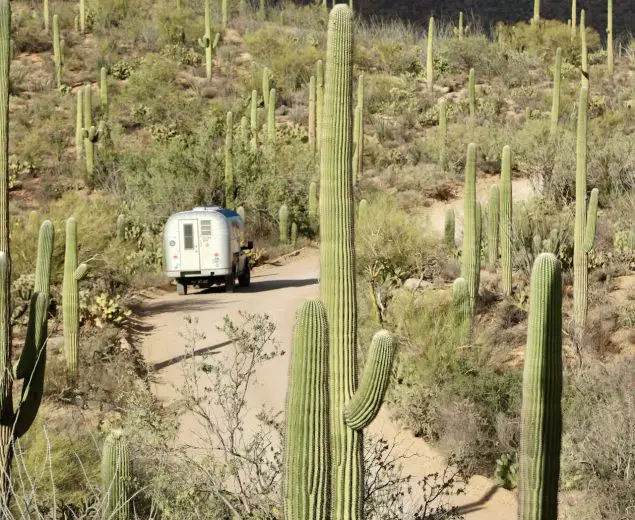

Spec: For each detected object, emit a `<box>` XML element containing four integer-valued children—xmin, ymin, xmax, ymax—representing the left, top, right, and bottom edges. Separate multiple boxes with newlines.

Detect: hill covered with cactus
<box><xmin>0</xmin><ymin>0</ymin><xmax>632</xmax><ymax>519</ymax></box>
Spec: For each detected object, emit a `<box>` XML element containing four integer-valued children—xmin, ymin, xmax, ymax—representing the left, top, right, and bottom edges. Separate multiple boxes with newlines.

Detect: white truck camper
<box><xmin>163</xmin><ymin>206</ymin><xmax>253</xmax><ymax>295</ymax></box>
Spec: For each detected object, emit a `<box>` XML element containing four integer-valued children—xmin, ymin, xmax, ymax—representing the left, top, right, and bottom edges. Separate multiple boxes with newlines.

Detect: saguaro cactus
<box><xmin>439</xmin><ymin>99</ymin><xmax>447</xmax><ymax>169</ymax></box>
<box><xmin>461</xmin><ymin>143</ymin><xmax>479</xmax><ymax>313</ymax></box>
<box><xmin>199</xmin><ymin>0</ymin><xmax>213</xmax><ymax>79</ymax></box>
<box><xmin>53</xmin><ymin>15</ymin><xmax>62</xmax><ymax>88</ymax></box>
<box><xmin>291</xmin><ymin>222</ymin><xmax>298</xmax><ymax>249</ymax></box>
<box><xmin>585</xmin><ymin>188</ymin><xmax>599</xmax><ymax>252</ymax></box>
<box><xmin>102</xmin><ymin>429</ymin><xmax>132</xmax><ymax>520</ymax></box>
<box><xmin>79</xmin><ymin>0</ymin><xmax>85</xmax><ymax>34</ymax></box>
<box><xmin>82</xmin><ymin>84</ymin><xmax>93</xmax><ymax>167</ymax></box>
<box><xmin>82</xmin><ymin>125</ymin><xmax>101</xmax><ymax>178</ymax></box>
<box><xmin>319</xmin><ymin>7</ymin><xmax>395</xmax><ymax>518</ymax></box>
<box><xmin>453</xmin><ymin>277</ymin><xmax>471</xmax><ymax>343</ymax></box>
<box><xmin>43</xmin><ymin>0</ymin><xmax>49</xmax><ymax>32</ymax></box>
<box><xmin>518</xmin><ymin>253</ymin><xmax>563</xmax><ymax>520</ymax></box>
<box><xmin>63</xmin><ymin>217</ymin><xmax>88</xmax><ymax>384</ymax></box>
<box><xmin>352</xmin><ymin>105</ymin><xmax>360</xmax><ymax>185</ymax></box>
<box><xmin>355</xmin><ymin>75</ymin><xmax>364</xmax><ymax>181</ymax></box>
<box><xmin>75</xmin><ymin>89</ymin><xmax>83</xmax><ymax>161</ymax></box>
<box><xmin>550</xmin><ymin>48</ymin><xmax>562</xmax><ymax>137</ymax></box>
<box><xmin>444</xmin><ymin>208</ymin><xmax>455</xmax><ymax>250</ymax></box>
<box><xmin>316</xmin><ymin>60</ymin><xmax>324</xmax><ymax>151</ymax></box>
<box><xmin>267</xmin><ymin>88</ymin><xmax>276</xmax><ymax>143</ymax></box>
<box><xmin>573</xmin><ymin>87</ymin><xmax>589</xmax><ymax>337</ymax></box>
<box><xmin>468</xmin><ymin>68</ymin><xmax>476</xmax><ymax>123</ymax></box>
<box><xmin>100</xmin><ymin>66</ymin><xmax>108</xmax><ymax>116</ymax></box>
<box><xmin>500</xmin><ymin>145</ymin><xmax>513</xmax><ymax>296</ymax></box>
<box><xmin>250</xmin><ymin>89</ymin><xmax>258</xmax><ymax>147</ymax></box>
<box><xmin>607</xmin><ymin>0</ymin><xmax>613</xmax><ymax>77</ymax></box>
<box><xmin>221</xmin><ymin>0</ymin><xmax>228</xmax><ymax>31</ymax></box>
<box><xmin>580</xmin><ymin>10</ymin><xmax>588</xmax><ymax>88</ymax></box>
<box><xmin>279</xmin><ymin>204</ymin><xmax>288</xmax><ymax>245</ymax></box>
<box><xmin>458</xmin><ymin>11</ymin><xmax>464</xmax><ymax>39</ymax></box>
<box><xmin>533</xmin><ymin>0</ymin><xmax>540</xmax><ymax>24</ymax></box>
<box><xmin>240</xmin><ymin>115</ymin><xmax>249</xmax><ymax>143</ymax></box>
<box><xmin>309</xmin><ymin>75</ymin><xmax>317</xmax><ymax>154</ymax></box>
<box><xmin>308</xmin><ymin>181</ymin><xmax>318</xmax><ymax>233</ymax></box>
<box><xmin>427</xmin><ymin>17</ymin><xmax>434</xmax><ymax>92</ymax></box>
<box><xmin>116</xmin><ymin>214</ymin><xmax>126</xmax><ymax>240</ymax></box>
<box><xmin>225</xmin><ymin>111</ymin><xmax>234</xmax><ymax>209</ymax></box>
<box><xmin>262</xmin><ymin>67</ymin><xmax>270</xmax><ymax>111</ymax></box>
<box><xmin>488</xmin><ymin>184</ymin><xmax>500</xmax><ymax>269</ymax></box>
<box><xmin>571</xmin><ymin>0</ymin><xmax>577</xmax><ymax>40</ymax></box>
<box><xmin>283</xmin><ymin>300</ymin><xmax>330</xmax><ymax>520</ymax></box>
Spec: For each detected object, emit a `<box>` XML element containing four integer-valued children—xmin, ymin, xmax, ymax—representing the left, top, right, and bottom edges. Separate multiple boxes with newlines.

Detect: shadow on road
<box><xmin>454</xmin><ymin>484</ymin><xmax>501</xmax><ymax>515</ymax></box>
<box><xmin>151</xmin><ymin>339</ymin><xmax>233</xmax><ymax>371</ymax></box>
<box><xmin>243</xmin><ymin>277</ymin><xmax>318</xmax><ymax>293</ymax></box>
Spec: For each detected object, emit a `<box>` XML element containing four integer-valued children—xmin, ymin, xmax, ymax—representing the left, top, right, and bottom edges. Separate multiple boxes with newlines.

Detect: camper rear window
<box><xmin>183</xmin><ymin>224</ymin><xmax>194</xmax><ymax>250</ymax></box>
<box><xmin>201</xmin><ymin>220</ymin><xmax>212</xmax><ymax>236</ymax></box>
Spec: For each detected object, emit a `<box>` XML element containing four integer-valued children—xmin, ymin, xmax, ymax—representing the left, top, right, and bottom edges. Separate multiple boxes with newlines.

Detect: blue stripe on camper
<box><xmin>217</xmin><ymin>208</ymin><xmax>240</xmax><ymax>219</ymax></box>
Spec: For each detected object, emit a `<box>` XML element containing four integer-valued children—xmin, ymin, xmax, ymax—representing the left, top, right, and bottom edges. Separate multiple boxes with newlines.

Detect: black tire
<box><xmin>176</xmin><ymin>281</ymin><xmax>188</xmax><ymax>295</ymax></box>
<box><xmin>225</xmin><ymin>272</ymin><xmax>235</xmax><ymax>293</ymax></box>
<box><xmin>238</xmin><ymin>262</ymin><xmax>251</xmax><ymax>287</ymax></box>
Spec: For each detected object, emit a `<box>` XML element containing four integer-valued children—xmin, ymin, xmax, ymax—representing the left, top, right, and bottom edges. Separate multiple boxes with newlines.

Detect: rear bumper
<box><xmin>166</xmin><ymin>268</ymin><xmax>231</xmax><ymax>279</ymax></box>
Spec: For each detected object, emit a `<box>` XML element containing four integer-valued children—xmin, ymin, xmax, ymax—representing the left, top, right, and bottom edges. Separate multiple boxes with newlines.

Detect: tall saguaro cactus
<box><xmin>550</xmin><ymin>48</ymin><xmax>562</xmax><ymax>137</ymax></box>
<box><xmin>571</xmin><ymin>0</ymin><xmax>577</xmax><ymax>40</ymax></box>
<box><xmin>79</xmin><ymin>0</ymin><xmax>85</xmax><ymax>34</ymax></box>
<box><xmin>250</xmin><ymin>89</ymin><xmax>258</xmax><ymax>147</ymax></box>
<box><xmin>439</xmin><ymin>99</ymin><xmax>447</xmax><ymax>169</ymax></box>
<box><xmin>267</xmin><ymin>88</ymin><xmax>276</xmax><ymax>143</ymax></box>
<box><xmin>518</xmin><ymin>253</ymin><xmax>563</xmax><ymax>520</ymax></box>
<box><xmin>488</xmin><ymin>184</ymin><xmax>500</xmax><ymax>269</ymax></box>
<box><xmin>63</xmin><ymin>217</ymin><xmax>88</xmax><ymax>384</ymax></box>
<box><xmin>500</xmin><ymin>145</ymin><xmax>513</xmax><ymax>296</ymax></box>
<box><xmin>607</xmin><ymin>0</ymin><xmax>613</xmax><ymax>77</ymax></box>
<box><xmin>458</xmin><ymin>11</ymin><xmax>464</xmax><ymax>39</ymax></box>
<box><xmin>53</xmin><ymin>15</ymin><xmax>62</xmax><ymax>88</ymax></box>
<box><xmin>284</xmin><ymin>300</ymin><xmax>330</xmax><ymax>520</ymax></box>
<box><xmin>262</xmin><ymin>67</ymin><xmax>270</xmax><ymax>111</ymax></box>
<box><xmin>75</xmin><ymin>89</ymin><xmax>83</xmax><ymax>161</ymax></box>
<box><xmin>427</xmin><ymin>17</ymin><xmax>434</xmax><ymax>92</ymax></box>
<box><xmin>580</xmin><ymin>10</ymin><xmax>588</xmax><ymax>88</ymax></box>
<box><xmin>225</xmin><ymin>111</ymin><xmax>234</xmax><ymax>209</ymax></box>
<box><xmin>100</xmin><ymin>66</ymin><xmax>108</xmax><ymax>116</ymax></box>
<box><xmin>461</xmin><ymin>143</ymin><xmax>479</xmax><ymax>313</ymax></box>
<box><xmin>468</xmin><ymin>68</ymin><xmax>476</xmax><ymax>123</ymax></box>
<box><xmin>309</xmin><ymin>75</ymin><xmax>317</xmax><ymax>155</ymax></box>
<box><xmin>279</xmin><ymin>204</ymin><xmax>289</xmax><ymax>245</ymax></box>
<box><xmin>533</xmin><ymin>0</ymin><xmax>540</xmax><ymax>24</ymax></box>
<box><xmin>316</xmin><ymin>60</ymin><xmax>324</xmax><ymax>151</ymax></box>
<box><xmin>102</xmin><ymin>429</ymin><xmax>132</xmax><ymax>520</ymax></box>
<box><xmin>199</xmin><ymin>0</ymin><xmax>213</xmax><ymax>80</ymax></box>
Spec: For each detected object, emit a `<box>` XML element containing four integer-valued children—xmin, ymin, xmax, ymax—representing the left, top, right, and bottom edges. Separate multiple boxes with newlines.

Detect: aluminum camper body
<box><xmin>163</xmin><ymin>206</ymin><xmax>252</xmax><ymax>295</ymax></box>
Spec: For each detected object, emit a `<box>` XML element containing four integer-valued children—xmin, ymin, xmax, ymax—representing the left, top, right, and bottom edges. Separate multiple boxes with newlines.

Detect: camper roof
<box><xmin>189</xmin><ymin>207</ymin><xmax>241</xmax><ymax>219</ymax></box>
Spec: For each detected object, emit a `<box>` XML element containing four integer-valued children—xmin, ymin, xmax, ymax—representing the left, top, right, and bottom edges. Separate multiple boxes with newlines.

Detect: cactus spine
<box><xmin>75</xmin><ymin>89</ymin><xmax>83</xmax><ymax>161</ymax></box>
<box><xmin>319</xmin><ymin>7</ymin><xmax>395</xmax><ymax>518</ymax></box>
<box><xmin>79</xmin><ymin>0</ymin><xmax>85</xmax><ymax>34</ymax></box>
<box><xmin>427</xmin><ymin>17</ymin><xmax>434</xmax><ymax>91</ymax></box>
<box><xmin>488</xmin><ymin>184</ymin><xmax>500</xmax><ymax>269</ymax></box>
<box><xmin>500</xmin><ymin>145</ymin><xmax>513</xmax><ymax>296</ymax></box>
<box><xmin>453</xmin><ymin>277</ymin><xmax>471</xmax><ymax>344</ymax></box>
<box><xmin>199</xmin><ymin>0</ymin><xmax>213</xmax><ymax>79</ymax></box>
<box><xmin>267</xmin><ymin>88</ymin><xmax>276</xmax><ymax>143</ymax></box>
<box><xmin>518</xmin><ymin>253</ymin><xmax>563</xmax><ymax>520</ymax></box>
<box><xmin>309</xmin><ymin>75</ymin><xmax>317</xmax><ymax>155</ymax></box>
<box><xmin>439</xmin><ymin>99</ymin><xmax>447</xmax><ymax>169</ymax></box>
<box><xmin>308</xmin><ymin>181</ymin><xmax>318</xmax><ymax>233</ymax></box>
<box><xmin>100</xmin><ymin>66</ymin><xmax>108</xmax><ymax>117</ymax></box>
<box><xmin>250</xmin><ymin>89</ymin><xmax>258</xmax><ymax>147</ymax></box>
<box><xmin>102</xmin><ymin>429</ymin><xmax>132</xmax><ymax>520</ymax></box>
<box><xmin>607</xmin><ymin>0</ymin><xmax>613</xmax><ymax>77</ymax></box>
<box><xmin>444</xmin><ymin>208</ymin><xmax>455</xmax><ymax>250</ymax></box>
<box><xmin>225</xmin><ymin>111</ymin><xmax>234</xmax><ymax>210</ymax></box>
<box><xmin>550</xmin><ymin>47</ymin><xmax>561</xmax><ymax>137</ymax></box>
<box><xmin>262</xmin><ymin>67</ymin><xmax>270</xmax><ymax>111</ymax></box>
<box><xmin>291</xmin><ymin>222</ymin><xmax>298</xmax><ymax>249</ymax></box>
<box><xmin>580</xmin><ymin>10</ymin><xmax>588</xmax><ymax>88</ymax></box>
<box><xmin>53</xmin><ymin>15</ymin><xmax>62</xmax><ymax>88</ymax></box>
<box><xmin>316</xmin><ymin>60</ymin><xmax>324</xmax><ymax>151</ymax></box>
<box><xmin>571</xmin><ymin>0</ymin><xmax>577</xmax><ymax>40</ymax></box>
<box><xmin>458</xmin><ymin>11</ymin><xmax>464</xmax><ymax>39</ymax></box>
<box><xmin>63</xmin><ymin>217</ymin><xmax>88</xmax><ymax>384</ymax></box>
<box><xmin>468</xmin><ymin>68</ymin><xmax>476</xmax><ymax>123</ymax></box>
<box><xmin>573</xmin><ymin>87</ymin><xmax>588</xmax><ymax>338</ymax></box>
<box><xmin>461</xmin><ymin>143</ymin><xmax>480</xmax><ymax>313</ymax></box>
<box><xmin>279</xmin><ymin>204</ymin><xmax>288</xmax><ymax>245</ymax></box>
<box><xmin>283</xmin><ymin>300</ymin><xmax>330</xmax><ymax>520</ymax></box>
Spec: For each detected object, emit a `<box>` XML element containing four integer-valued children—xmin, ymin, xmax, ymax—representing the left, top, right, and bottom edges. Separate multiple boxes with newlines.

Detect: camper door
<box><xmin>179</xmin><ymin>219</ymin><xmax>200</xmax><ymax>271</ymax></box>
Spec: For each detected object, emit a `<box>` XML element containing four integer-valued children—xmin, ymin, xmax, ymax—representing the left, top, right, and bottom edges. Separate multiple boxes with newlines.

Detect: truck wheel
<box><xmin>176</xmin><ymin>281</ymin><xmax>188</xmax><ymax>295</ymax></box>
<box><xmin>238</xmin><ymin>263</ymin><xmax>251</xmax><ymax>287</ymax></box>
<box><xmin>225</xmin><ymin>273</ymin><xmax>235</xmax><ymax>293</ymax></box>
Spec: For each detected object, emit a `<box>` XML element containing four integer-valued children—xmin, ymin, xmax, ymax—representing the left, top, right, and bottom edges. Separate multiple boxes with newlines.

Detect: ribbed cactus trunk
<box><xmin>500</xmin><ymin>145</ymin><xmax>513</xmax><ymax>296</ymax></box>
<box><xmin>518</xmin><ymin>253</ymin><xmax>563</xmax><ymax>520</ymax></box>
<box><xmin>250</xmin><ymin>89</ymin><xmax>258</xmax><ymax>148</ymax></box>
<box><xmin>262</xmin><ymin>68</ymin><xmax>270</xmax><ymax>111</ymax></box>
<box><xmin>116</xmin><ymin>214</ymin><xmax>125</xmax><ymax>240</ymax></box>
<box><xmin>83</xmin><ymin>83</ymin><xmax>93</xmax><ymax>170</ymax></box>
<box><xmin>309</xmin><ymin>75</ymin><xmax>317</xmax><ymax>155</ymax></box>
<box><xmin>240</xmin><ymin>115</ymin><xmax>248</xmax><ymax>143</ymax></box>
<box><xmin>201</xmin><ymin>0</ymin><xmax>212</xmax><ymax>79</ymax></box>
<box><xmin>53</xmin><ymin>15</ymin><xmax>62</xmax><ymax>88</ymax></box>
<box><xmin>79</xmin><ymin>0</ymin><xmax>85</xmax><ymax>34</ymax></box>
<box><xmin>43</xmin><ymin>0</ymin><xmax>49</xmax><ymax>32</ymax></box>
<box><xmin>291</xmin><ymin>222</ymin><xmax>298</xmax><ymax>249</ymax></box>
<box><xmin>444</xmin><ymin>208</ymin><xmax>455</xmax><ymax>250</ymax></box>
<box><xmin>316</xmin><ymin>60</ymin><xmax>324</xmax><ymax>152</ymax></box>
<box><xmin>279</xmin><ymin>204</ymin><xmax>289</xmax><ymax>245</ymax></box>
<box><xmin>284</xmin><ymin>300</ymin><xmax>330</xmax><ymax>520</ymax></box>
<box><xmin>427</xmin><ymin>17</ymin><xmax>434</xmax><ymax>92</ymax></box>
<box><xmin>75</xmin><ymin>89</ymin><xmax>83</xmax><ymax>161</ymax></box>
<box><xmin>533</xmin><ymin>0</ymin><xmax>540</xmax><ymax>24</ymax></box>
<box><xmin>221</xmin><ymin>0</ymin><xmax>228</xmax><ymax>31</ymax></box>
<box><xmin>607</xmin><ymin>0</ymin><xmax>613</xmax><ymax>77</ymax></box>
<box><xmin>488</xmin><ymin>184</ymin><xmax>500</xmax><ymax>270</ymax></box>
<box><xmin>461</xmin><ymin>143</ymin><xmax>479</xmax><ymax>313</ymax></box>
<box><xmin>225</xmin><ymin>111</ymin><xmax>234</xmax><ymax>209</ymax></box>
<box><xmin>573</xmin><ymin>87</ymin><xmax>588</xmax><ymax>339</ymax></box>
<box><xmin>580</xmin><ymin>10</ymin><xmax>588</xmax><ymax>88</ymax></box>
<box><xmin>585</xmin><ymin>188</ymin><xmax>598</xmax><ymax>252</ymax></box>
<box><xmin>468</xmin><ymin>68</ymin><xmax>476</xmax><ymax>124</ymax></box>
<box><xmin>267</xmin><ymin>88</ymin><xmax>276</xmax><ymax>143</ymax></box>
<box><xmin>458</xmin><ymin>11</ymin><xmax>463</xmax><ymax>39</ymax></box>
<box><xmin>571</xmin><ymin>0</ymin><xmax>577</xmax><ymax>40</ymax></box>
<box><xmin>102</xmin><ymin>429</ymin><xmax>132</xmax><ymax>520</ymax></box>
<box><xmin>439</xmin><ymin>99</ymin><xmax>447</xmax><ymax>170</ymax></box>
<box><xmin>100</xmin><ymin>66</ymin><xmax>108</xmax><ymax>117</ymax></box>
<box><xmin>319</xmin><ymin>6</ymin><xmax>361</xmax><ymax>519</ymax></box>
<box><xmin>453</xmin><ymin>277</ymin><xmax>471</xmax><ymax>344</ymax></box>
<box><xmin>309</xmin><ymin>181</ymin><xmax>318</xmax><ymax>234</ymax></box>
<box><xmin>550</xmin><ymin>48</ymin><xmax>561</xmax><ymax>138</ymax></box>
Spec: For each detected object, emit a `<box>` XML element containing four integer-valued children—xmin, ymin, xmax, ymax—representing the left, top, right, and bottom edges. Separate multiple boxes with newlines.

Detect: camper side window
<box><xmin>183</xmin><ymin>224</ymin><xmax>194</xmax><ymax>250</ymax></box>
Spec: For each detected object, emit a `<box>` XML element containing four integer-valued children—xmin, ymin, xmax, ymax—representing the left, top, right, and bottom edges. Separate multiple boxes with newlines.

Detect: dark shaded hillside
<box><xmin>356</xmin><ymin>0</ymin><xmax>631</xmax><ymax>39</ymax></box>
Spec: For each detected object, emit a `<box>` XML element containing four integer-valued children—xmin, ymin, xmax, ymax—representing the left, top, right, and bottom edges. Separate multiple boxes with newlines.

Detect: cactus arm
<box><xmin>518</xmin><ymin>253</ymin><xmax>563</xmax><ymax>520</ymax></box>
<box><xmin>344</xmin><ymin>330</ymin><xmax>396</xmax><ymax>430</ymax></box>
<box><xmin>14</xmin><ymin>293</ymin><xmax>44</xmax><ymax>380</ymax></box>
<box><xmin>213</xmin><ymin>32</ymin><xmax>220</xmax><ymax>49</ymax></box>
<box><xmin>283</xmin><ymin>299</ymin><xmax>330</xmax><ymax>520</ymax></box>
<box><xmin>584</xmin><ymin>187</ymin><xmax>598</xmax><ymax>252</ymax></box>
<box><xmin>74</xmin><ymin>262</ymin><xmax>88</xmax><ymax>281</ymax></box>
